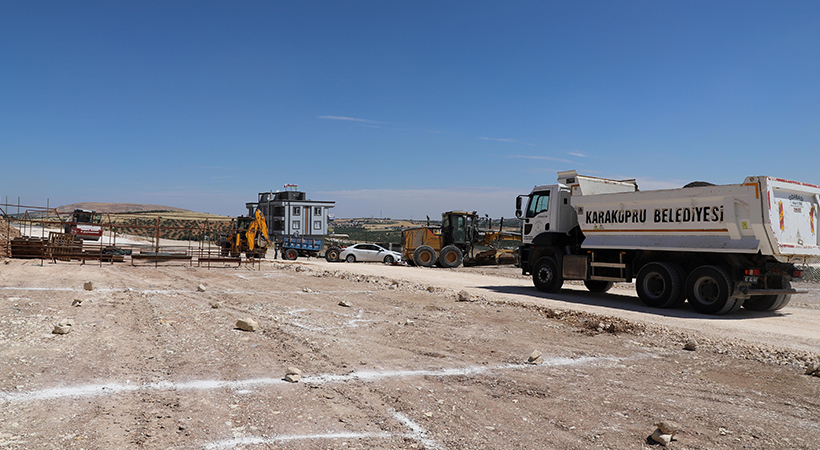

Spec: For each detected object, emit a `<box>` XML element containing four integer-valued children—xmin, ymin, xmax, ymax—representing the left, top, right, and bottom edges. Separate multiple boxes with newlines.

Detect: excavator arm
<box><xmin>245</xmin><ymin>209</ymin><xmax>270</xmax><ymax>251</ymax></box>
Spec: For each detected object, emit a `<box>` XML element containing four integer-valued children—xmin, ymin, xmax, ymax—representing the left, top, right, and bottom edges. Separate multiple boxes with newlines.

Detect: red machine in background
<box><xmin>64</xmin><ymin>209</ymin><xmax>103</xmax><ymax>240</ymax></box>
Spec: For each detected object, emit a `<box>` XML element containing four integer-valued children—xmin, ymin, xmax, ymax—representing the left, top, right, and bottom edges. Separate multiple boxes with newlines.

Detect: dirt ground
<box><xmin>1</xmin><ymin>255</ymin><xmax>819</xmax><ymax>450</ymax></box>
<box><xmin>0</xmin><ymin>219</ymin><xmax>22</xmax><ymax>258</ymax></box>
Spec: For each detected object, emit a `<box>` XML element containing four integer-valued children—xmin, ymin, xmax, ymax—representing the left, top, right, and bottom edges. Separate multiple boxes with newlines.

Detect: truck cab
<box><xmin>515</xmin><ymin>184</ymin><xmax>576</xmax><ymax>277</ymax></box>
<box><xmin>441</xmin><ymin>211</ymin><xmax>478</xmax><ymax>250</ymax></box>
<box><xmin>516</xmin><ymin>184</ymin><xmax>575</xmax><ymax>246</ymax></box>
<box><xmin>516</xmin><ymin>171</ymin><xmax>639</xmax><ymax>275</ymax></box>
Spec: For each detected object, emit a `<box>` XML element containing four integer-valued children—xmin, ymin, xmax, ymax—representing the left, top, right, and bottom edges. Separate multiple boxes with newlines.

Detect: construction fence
<box><xmin>1</xmin><ymin>203</ymin><xmax>260</xmax><ymax>268</ymax></box>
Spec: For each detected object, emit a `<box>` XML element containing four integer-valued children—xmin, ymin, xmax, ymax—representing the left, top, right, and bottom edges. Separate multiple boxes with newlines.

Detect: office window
<box><xmin>314</xmin><ymin>220</ymin><xmax>322</xmax><ymax>230</ymax></box>
<box><xmin>293</xmin><ymin>206</ymin><xmax>301</xmax><ymax>216</ymax></box>
<box><xmin>314</xmin><ymin>207</ymin><xmax>322</xmax><ymax>216</ymax></box>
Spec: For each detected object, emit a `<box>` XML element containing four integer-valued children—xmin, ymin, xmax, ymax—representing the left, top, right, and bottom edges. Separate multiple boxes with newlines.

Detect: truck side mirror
<box><xmin>515</xmin><ymin>196</ymin><xmax>523</xmax><ymax>219</ymax></box>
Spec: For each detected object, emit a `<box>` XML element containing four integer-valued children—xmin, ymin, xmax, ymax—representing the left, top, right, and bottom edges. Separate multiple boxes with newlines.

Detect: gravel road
<box><xmin>304</xmin><ymin>259</ymin><xmax>820</xmax><ymax>354</ymax></box>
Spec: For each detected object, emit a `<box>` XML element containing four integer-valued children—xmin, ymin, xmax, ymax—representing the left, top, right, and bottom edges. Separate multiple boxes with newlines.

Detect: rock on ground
<box><xmin>235</xmin><ymin>318</ymin><xmax>258</xmax><ymax>332</ymax></box>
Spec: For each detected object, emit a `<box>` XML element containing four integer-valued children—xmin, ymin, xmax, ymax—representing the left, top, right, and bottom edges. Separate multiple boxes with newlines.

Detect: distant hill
<box><xmin>56</xmin><ymin>203</ymin><xmax>191</xmax><ymax>214</ymax></box>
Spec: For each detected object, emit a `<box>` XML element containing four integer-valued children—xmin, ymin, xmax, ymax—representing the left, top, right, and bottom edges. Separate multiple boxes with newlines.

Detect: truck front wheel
<box><xmin>685</xmin><ymin>265</ymin><xmax>740</xmax><ymax>314</ymax></box>
<box><xmin>532</xmin><ymin>257</ymin><xmax>563</xmax><ymax>293</ymax></box>
<box><xmin>284</xmin><ymin>249</ymin><xmax>299</xmax><ymax>261</ymax></box>
<box><xmin>636</xmin><ymin>262</ymin><xmax>684</xmax><ymax>308</ymax></box>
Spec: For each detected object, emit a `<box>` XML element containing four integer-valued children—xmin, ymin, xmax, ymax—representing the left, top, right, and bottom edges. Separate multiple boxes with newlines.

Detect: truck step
<box><xmin>589</xmin><ymin>275</ymin><xmax>629</xmax><ymax>282</ymax></box>
<box><xmin>590</xmin><ymin>262</ymin><xmax>627</xmax><ymax>269</ymax></box>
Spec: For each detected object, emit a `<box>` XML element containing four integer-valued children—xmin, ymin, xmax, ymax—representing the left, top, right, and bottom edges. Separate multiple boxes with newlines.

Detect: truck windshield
<box><xmin>526</xmin><ymin>191</ymin><xmax>550</xmax><ymax>218</ymax></box>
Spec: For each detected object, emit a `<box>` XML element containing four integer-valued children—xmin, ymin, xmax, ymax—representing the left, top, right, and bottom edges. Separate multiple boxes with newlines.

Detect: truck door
<box><xmin>522</xmin><ymin>189</ymin><xmax>552</xmax><ymax>244</ymax></box>
<box><xmin>451</xmin><ymin>215</ymin><xmax>466</xmax><ymax>243</ymax></box>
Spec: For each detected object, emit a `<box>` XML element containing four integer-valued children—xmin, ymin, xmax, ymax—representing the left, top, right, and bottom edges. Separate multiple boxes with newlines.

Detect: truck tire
<box><xmin>685</xmin><ymin>265</ymin><xmax>740</xmax><ymax>315</ymax></box>
<box><xmin>325</xmin><ymin>246</ymin><xmax>341</xmax><ymax>262</ymax></box>
<box><xmin>438</xmin><ymin>245</ymin><xmax>463</xmax><ymax>268</ymax></box>
<box><xmin>284</xmin><ymin>248</ymin><xmax>299</xmax><ymax>261</ymax></box>
<box><xmin>413</xmin><ymin>246</ymin><xmax>436</xmax><ymax>267</ymax></box>
<box><xmin>636</xmin><ymin>262</ymin><xmax>684</xmax><ymax>308</ymax></box>
<box><xmin>584</xmin><ymin>280</ymin><xmax>614</xmax><ymax>293</ymax></box>
<box><xmin>532</xmin><ymin>257</ymin><xmax>563</xmax><ymax>293</ymax></box>
<box><xmin>744</xmin><ymin>276</ymin><xmax>792</xmax><ymax>311</ymax></box>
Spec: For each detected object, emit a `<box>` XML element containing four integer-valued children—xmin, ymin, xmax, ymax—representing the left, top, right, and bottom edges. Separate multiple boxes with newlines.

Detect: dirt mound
<box><xmin>56</xmin><ymin>203</ymin><xmax>190</xmax><ymax>214</ymax></box>
<box><xmin>0</xmin><ymin>218</ymin><xmax>22</xmax><ymax>257</ymax></box>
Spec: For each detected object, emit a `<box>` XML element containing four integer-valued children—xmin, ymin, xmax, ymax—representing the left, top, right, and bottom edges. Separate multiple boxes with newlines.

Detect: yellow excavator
<box><xmin>221</xmin><ymin>209</ymin><xmax>270</xmax><ymax>258</ymax></box>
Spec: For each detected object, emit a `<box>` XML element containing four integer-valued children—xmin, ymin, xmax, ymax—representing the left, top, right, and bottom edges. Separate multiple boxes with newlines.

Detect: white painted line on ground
<box><xmin>0</xmin><ymin>357</ymin><xmax>607</xmax><ymax>403</ymax></box>
<box><xmin>203</xmin><ymin>431</ymin><xmax>395</xmax><ymax>450</ymax></box>
<box><xmin>301</xmin><ymin>357</ymin><xmax>600</xmax><ymax>384</ymax></box>
<box><xmin>203</xmin><ymin>409</ymin><xmax>441</xmax><ymax>450</ymax></box>
<box><xmin>393</xmin><ymin>410</ymin><xmax>441</xmax><ymax>450</ymax></box>
<box><xmin>0</xmin><ymin>377</ymin><xmax>290</xmax><ymax>403</ymax></box>
<box><xmin>0</xmin><ymin>287</ymin><xmax>75</xmax><ymax>292</ymax></box>
<box><xmin>285</xmin><ymin>308</ymin><xmax>380</xmax><ymax>331</ymax></box>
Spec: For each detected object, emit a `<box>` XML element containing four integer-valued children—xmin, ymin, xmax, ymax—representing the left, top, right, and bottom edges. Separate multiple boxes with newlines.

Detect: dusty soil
<box><xmin>1</xmin><ymin>256</ymin><xmax>819</xmax><ymax>450</ymax></box>
<box><xmin>0</xmin><ymin>219</ymin><xmax>22</xmax><ymax>258</ymax></box>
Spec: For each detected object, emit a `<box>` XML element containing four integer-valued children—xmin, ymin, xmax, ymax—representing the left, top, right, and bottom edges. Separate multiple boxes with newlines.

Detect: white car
<box><xmin>340</xmin><ymin>243</ymin><xmax>402</xmax><ymax>264</ymax></box>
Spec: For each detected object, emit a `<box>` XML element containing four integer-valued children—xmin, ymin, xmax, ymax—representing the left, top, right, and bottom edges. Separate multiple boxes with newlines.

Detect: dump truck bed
<box><xmin>572</xmin><ymin>176</ymin><xmax>820</xmax><ymax>263</ymax></box>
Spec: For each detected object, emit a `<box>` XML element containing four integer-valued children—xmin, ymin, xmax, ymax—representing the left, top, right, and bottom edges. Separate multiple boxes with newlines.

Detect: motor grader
<box><xmin>220</xmin><ymin>209</ymin><xmax>270</xmax><ymax>258</ymax></box>
<box><xmin>401</xmin><ymin>211</ymin><xmax>520</xmax><ymax>268</ymax></box>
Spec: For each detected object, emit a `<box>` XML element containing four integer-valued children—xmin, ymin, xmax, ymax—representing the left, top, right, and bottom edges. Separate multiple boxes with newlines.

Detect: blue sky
<box><xmin>2</xmin><ymin>1</ymin><xmax>818</xmax><ymax>219</ymax></box>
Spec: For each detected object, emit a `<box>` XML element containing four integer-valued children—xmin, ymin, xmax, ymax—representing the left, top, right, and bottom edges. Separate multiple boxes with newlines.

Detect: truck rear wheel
<box><xmin>438</xmin><ymin>245</ymin><xmax>463</xmax><ymax>268</ymax></box>
<box><xmin>685</xmin><ymin>265</ymin><xmax>740</xmax><ymax>314</ymax></box>
<box><xmin>636</xmin><ymin>262</ymin><xmax>684</xmax><ymax>308</ymax></box>
<box><xmin>413</xmin><ymin>245</ymin><xmax>436</xmax><ymax>267</ymax></box>
<box><xmin>532</xmin><ymin>257</ymin><xmax>563</xmax><ymax>293</ymax></box>
<box><xmin>744</xmin><ymin>276</ymin><xmax>792</xmax><ymax>311</ymax></box>
<box><xmin>584</xmin><ymin>280</ymin><xmax>614</xmax><ymax>293</ymax></box>
<box><xmin>284</xmin><ymin>248</ymin><xmax>299</xmax><ymax>261</ymax></box>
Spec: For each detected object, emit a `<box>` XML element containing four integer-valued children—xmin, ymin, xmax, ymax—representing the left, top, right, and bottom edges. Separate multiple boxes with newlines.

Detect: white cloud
<box><xmin>567</xmin><ymin>152</ymin><xmax>587</xmax><ymax>157</ymax></box>
<box><xmin>318</xmin><ymin>116</ymin><xmax>387</xmax><ymax>124</ymax></box>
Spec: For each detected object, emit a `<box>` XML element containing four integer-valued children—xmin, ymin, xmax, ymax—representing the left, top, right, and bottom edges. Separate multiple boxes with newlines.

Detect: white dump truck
<box><xmin>515</xmin><ymin>170</ymin><xmax>820</xmax><ymax>314</ymax></box>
